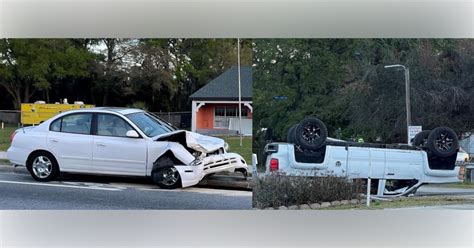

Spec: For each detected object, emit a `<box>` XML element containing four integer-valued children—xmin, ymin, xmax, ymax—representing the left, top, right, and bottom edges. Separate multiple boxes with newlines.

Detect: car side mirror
<box><xmin>125</xmin><ymin>130</ymin><xmax>140</xmax><ymax>138</ymax></box>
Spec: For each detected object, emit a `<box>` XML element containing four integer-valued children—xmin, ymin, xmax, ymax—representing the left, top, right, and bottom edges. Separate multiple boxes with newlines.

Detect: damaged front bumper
<box><xmin>154</xmin><ymin>131</ymin><xmax>248</xmax><ymax>188</ymax></box>
<box><xmin>198</xmin><ymin>152</ymin><xmax>248</xmax><ymax>175</ymax></box>
<box><xmin>175</xmin><ymin>152</ymin><xmax>248</xmax><ymax>188</ymax></box>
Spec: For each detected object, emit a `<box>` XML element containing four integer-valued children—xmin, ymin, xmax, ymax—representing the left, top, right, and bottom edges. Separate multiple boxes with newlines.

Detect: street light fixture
<box><xmin>384</xmin><ymin>64</ymin><xmax>411</xmax><ymax>144</ymax></box>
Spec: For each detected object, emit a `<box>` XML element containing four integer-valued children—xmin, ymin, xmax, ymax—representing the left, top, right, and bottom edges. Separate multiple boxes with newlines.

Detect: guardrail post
<box><xmin>366</xmin><ymin>148</ymin><xmax>372</xmax><ymax>207</ymax></box>
<box><xmin>252</xmin><ymin>153</ymin><xmax>258</xmax><ymax>176</ymax></box>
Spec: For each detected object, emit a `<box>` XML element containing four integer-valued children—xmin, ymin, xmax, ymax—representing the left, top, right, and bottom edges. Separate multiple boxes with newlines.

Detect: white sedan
<box><xmin>7</xmin><ymin>107</ymin><xmax>248</xmax><ymax>189</ymax></box>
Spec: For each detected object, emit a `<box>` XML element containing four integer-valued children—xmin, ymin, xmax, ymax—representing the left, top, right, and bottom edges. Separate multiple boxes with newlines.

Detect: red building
<box><xmin>190</xmin><ymin>66</ymin><xmax>252</xmax><ymax>135</ymax></box>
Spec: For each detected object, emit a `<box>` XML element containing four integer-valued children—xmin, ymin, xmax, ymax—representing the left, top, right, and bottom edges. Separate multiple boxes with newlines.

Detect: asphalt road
<box><xmin>0</xmin><ymin>166</ymin><xmax>252</xmax><ymax>210</ymax></box>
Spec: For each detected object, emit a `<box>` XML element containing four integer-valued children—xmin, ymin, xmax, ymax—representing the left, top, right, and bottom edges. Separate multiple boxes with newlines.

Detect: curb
<box><xmin>256</xmin><ymin>198</ymin><xmax>365</xmax><ymax>210</ymax></box>
<box><xmin>197</xmin><ymin>174</ymin><xmax>252</xmax><ymax>191</ymax></box>
<box><xmin>0</xmin><ymin>163</ymin><xmax>28</xmax><ymax>174</ymax></box>
<box><xmin>0</xmin><ymin>151</ymin><xmax>7</xmax><ymax>160</ymax></box>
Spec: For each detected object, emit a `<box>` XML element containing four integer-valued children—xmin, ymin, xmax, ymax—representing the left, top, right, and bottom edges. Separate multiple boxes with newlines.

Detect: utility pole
<box><xmin>237</xmin><ymin>38</ymin><xmax>242</xmax><ymax>147</ymax></box>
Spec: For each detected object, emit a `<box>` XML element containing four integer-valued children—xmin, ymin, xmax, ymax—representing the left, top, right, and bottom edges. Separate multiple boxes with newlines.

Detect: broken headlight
<box><xmin>192</xmin><ymin>151</ymin><xmax>202</xmax><ymax>158</ymax></box>
<box><xmin>189</xmin><ymin>158</ymin><xmax>202</xmax><ymax>166</ymax></box>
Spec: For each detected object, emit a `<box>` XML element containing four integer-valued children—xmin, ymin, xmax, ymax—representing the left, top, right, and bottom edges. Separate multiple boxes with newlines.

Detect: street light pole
<box><xmin>384</xmin><ymin>64</ymin><xmax>411</xmax><ymax>144</ymax></box>
<box><xmin>404</xmin><ymin>67</ymin><xmax>411</xmax><ymax>142</ymax></box>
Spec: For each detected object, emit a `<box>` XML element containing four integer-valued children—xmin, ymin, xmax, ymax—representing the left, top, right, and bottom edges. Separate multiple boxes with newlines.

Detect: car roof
<box><xmin>69</xmin><ymin>107</ymin><xmax>144</xmax><ymax>115</ymax></box>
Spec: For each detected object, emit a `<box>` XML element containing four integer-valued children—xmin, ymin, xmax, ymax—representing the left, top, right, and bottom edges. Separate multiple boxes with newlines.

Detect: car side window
<box><xmin>60</xmin><ymin>113</ymin><xmax>92</xmax><ymax>134</ymax></box>
<box><xmin>50</xmin><ymin>118</ymin><xmax>61</xmax><ymax>132</ymax></box>
<box><xmin>97</xmin><ymin>114</ymin><xmax>134</xmax><ymax>137</ymax></box>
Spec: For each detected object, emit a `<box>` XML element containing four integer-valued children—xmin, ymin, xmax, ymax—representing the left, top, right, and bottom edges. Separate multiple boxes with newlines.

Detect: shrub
<box><xmin>253</xmin><ymin>172</ymin><xmax>361</xmax><ymax>208</ymax></box>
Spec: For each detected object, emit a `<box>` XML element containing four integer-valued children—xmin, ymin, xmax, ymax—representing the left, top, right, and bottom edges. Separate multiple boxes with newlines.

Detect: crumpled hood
<box><xmin>155</xmin><ymin>130</ymin><xmax>225</xmax><ymax>153</ymax></box>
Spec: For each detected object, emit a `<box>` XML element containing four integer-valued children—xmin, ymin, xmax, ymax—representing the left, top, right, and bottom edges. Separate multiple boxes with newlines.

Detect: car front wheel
<box><xmin>152</xmin><ymin>166</ymin><xmax>182</xmax><ymax>189</ymax></box>
<box><xmin>27</xmin><ymin>152</ymin><xmax>59</xmax><ymax>182</ymax></box>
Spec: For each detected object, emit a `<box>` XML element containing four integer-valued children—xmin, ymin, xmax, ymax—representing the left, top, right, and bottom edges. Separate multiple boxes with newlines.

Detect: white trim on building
<box><xmin>191</xmin><ymin>100</ymin><xmax>253</xmax><ymax>132</ymax></box>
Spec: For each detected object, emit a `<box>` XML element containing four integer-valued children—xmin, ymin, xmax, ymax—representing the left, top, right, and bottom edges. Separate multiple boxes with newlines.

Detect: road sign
<box><xmin>272</xmin><ymin>96</ymin><xmax>288</xmax><ymax>100</ymax></box>
<box><xmin>408</xmin><ymin>126</ymin><xmax>422</xmax><ymax>144</ymax></box>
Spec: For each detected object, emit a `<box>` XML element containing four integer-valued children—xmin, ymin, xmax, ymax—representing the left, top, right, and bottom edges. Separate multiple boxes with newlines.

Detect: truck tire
<box><xmin>287</xmin><ymin>124</ymin><xmax>298</xmax><ymax>144</ymax></box>
<box><xmin>412</xmin><ymin>130</ymin><xmax>431</xmax><ymax>147</ymax></box>
<box><xmin>294</xmin><ymin>117</ymin><xmax>328</xmax><ymax>150</ymax></box>
<box><xmin>426</xmin><ymin>127</ymin><xmax>459</xmax><ymax>158</ymax></box>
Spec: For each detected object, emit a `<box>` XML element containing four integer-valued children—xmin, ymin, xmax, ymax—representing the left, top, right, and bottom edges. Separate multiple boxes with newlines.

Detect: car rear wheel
<box><xmin>426</xmin><ymin>127</ymin><xmax>459</xmax><ymax>157</ymax></box>
<box><xmin>152</xmin><ymin>166</ymin><xmax>182</xmax><ymax>189</ymax></box>
<box><xmin>27</xmin><ymin>152</ymin><xmax>59</xmax><ymax>182</ymax></box>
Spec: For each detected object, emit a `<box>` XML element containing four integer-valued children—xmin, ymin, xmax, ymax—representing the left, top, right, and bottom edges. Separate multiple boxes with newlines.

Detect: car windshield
<box><xmin>126</xmin><ymin>112</ymin><xmax>177</xmax><ymax>137</ymax></box>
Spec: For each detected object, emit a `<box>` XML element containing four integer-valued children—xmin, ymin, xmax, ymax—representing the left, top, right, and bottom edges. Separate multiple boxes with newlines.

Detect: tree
<box><xmin>253</xmin><ymin>39</ymin><xmax>474</xmax><ymax>144</ymax></box>
<box><xmin>0</xmin><ymin>39</ymin><xmax>93</xmax><ymax>109</ymax></box>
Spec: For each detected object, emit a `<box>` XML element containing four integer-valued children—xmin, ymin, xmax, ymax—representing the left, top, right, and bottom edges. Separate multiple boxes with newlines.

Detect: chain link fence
<box><xmin>0</xmin><ymin>110</ymin><xmax>20</xmax><ymax>126</ymax></box>
<box><xmin>151</xmin><ymin>111</ymin><xmax>191</xmax><ymax>130</ymax></box>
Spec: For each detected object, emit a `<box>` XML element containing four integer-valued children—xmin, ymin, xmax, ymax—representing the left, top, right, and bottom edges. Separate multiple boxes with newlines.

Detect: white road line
<box><xmin>0</xmin><ymin>180</ymin><xmax>121</xmax><ymax>191</ymax></box>
<box><xmin>137</xmin><ymin>186</ymin><xmax>251</xmax><ymax>196</ymax></box>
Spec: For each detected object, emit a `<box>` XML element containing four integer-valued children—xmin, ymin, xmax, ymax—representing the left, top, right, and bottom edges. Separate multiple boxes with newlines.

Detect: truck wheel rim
<box><xmin>32</xmin><ymin>156</ymin><xmax>52</xmax><ymax>179</ymax></box>
<box><xmin>435</xmin><ymin>132</ymin><xmax>453</xmax><ymax>152</ymax></box>
<box><xmin>302</xmin><ymin>123</ymin><xmax>321</xmax><ymax>143</ymax></box>
<box><xmin>161</xmin><ymin>167</ymin><xmax>179</xmax><ymax>186</ymax></box>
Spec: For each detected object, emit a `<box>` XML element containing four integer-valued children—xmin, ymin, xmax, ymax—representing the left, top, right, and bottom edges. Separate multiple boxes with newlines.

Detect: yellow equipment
<box><xmin>21</xmin><ymin>103</ymin><xmax>95</xmax><ymax>125</ymax></box>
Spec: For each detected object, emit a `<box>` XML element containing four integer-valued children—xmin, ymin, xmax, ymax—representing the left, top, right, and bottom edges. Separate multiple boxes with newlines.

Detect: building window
<box><xmin>214</xmin><ymin>106</ymin><xmax>249</xmax><ymax>128</ymax></box>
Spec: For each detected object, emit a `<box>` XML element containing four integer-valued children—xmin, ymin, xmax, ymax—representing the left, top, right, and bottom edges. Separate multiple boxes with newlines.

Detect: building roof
<box><xmin>189</xmin><ymin>66</ymin><xmax>252</xmax><ymax>101</ymax></box>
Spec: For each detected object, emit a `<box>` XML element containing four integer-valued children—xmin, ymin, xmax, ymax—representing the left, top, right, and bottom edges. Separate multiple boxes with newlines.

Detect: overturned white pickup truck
<box><xmin>263</xmin><ymin>117</ymin><xmax>466</xmax><ymax>197</ymax></box>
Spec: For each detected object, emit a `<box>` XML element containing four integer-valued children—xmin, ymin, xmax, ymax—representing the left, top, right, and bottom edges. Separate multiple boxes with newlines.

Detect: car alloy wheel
<box><xmin>159</xmin><ymin>167</ymin><xmax>180</xmax><ymax>187</ymax></box>
<box><xmin>32</xmin><ymin>155</ymin><xmax>53</xmax><ymax>179</ymax></box>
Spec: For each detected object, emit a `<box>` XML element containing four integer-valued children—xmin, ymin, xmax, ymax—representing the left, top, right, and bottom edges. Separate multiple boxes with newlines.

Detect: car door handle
<box><xmin>50</xmin><ymin>139</ymin><xmax>59</xmax><ymax>143</ymax></box>
<box><xmin>96</xmin><ymin>143</ymin><xmax>106</xmax><ymax>147</ymax></box>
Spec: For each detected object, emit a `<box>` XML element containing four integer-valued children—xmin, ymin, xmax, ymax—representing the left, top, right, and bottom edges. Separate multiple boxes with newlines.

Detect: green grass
<box><xmin>0</xmin><ymin>126</ymin><xmax>16</xmax><ymax>151</ymax></box>
<box><xmin>0</xmin><ymin>159</ymin><xmax>10</xmax><ymax>164</ymax></box>
<box><xmin>327</xmin><ymin>196</ymin><xmax>474</xmax><ymax>210</ymax></box>
<box><xmin>221</xmin><ymin>136</ymin><xmax>252</xmax><ymax>164</ymax></box>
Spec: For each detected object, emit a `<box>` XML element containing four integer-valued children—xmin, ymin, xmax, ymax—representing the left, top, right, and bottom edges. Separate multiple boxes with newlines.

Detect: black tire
<box><xmin>152</xmin><ymin>166</ymin><xmax>182</xmax><ymax>189</ymax></box>
<box><xmin>294</xmin><ymin>117</ymin><xmax>328</xmax><ymax>150</ymax></box>
<box><xmin>26</xmin><ymin>151</ymin><xmax>60</xmax><ymax>182</ymax></box>
<box><xmin>286</xmin><ymin>124</ymin><xmax>298</xmax><ymax>144</ymax></box>
<box><xmin>426</xmin><ymin>127</ymin><xmax>459</xmax><ymax>157</ymax></box>
<box><xmin>412</xmin><ymin>130</ymin><xmax>431</xmax><ymax>147</ymax></box>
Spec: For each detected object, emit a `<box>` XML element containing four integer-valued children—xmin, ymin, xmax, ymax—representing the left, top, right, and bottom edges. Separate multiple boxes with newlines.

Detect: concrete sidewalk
<box><xmin>0</xmin><ymin>151</ymin><xmax>7</xmax><ymax>160</ymax></box>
